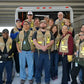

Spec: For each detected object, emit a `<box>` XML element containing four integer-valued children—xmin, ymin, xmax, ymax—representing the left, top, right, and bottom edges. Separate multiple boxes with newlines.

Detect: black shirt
<box><xmin>0</xmin><ymin>38</ymin><xmax>16</xmax><ymax>55</ymax></box>
<box><xmin>3</xmin><ymin>38</ymin><xmax>8</xmax><ymax>54</ymax></box>
<box><xmin>33</xmin><ymin>31</ymin><xmax>54</xmax><ymax>40</ymax></box>
<box><xmin>33</xmin><ymin>31</ymin><xmax>54</xmax><ymax>53</ymax></box>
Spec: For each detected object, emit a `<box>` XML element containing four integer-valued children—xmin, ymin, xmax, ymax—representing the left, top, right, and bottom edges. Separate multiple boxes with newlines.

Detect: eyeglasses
<box><xmin>79</xmin><ymin>34</ymin><xmax>84</xmax><ymax>36</ymax></box>
<box><xmin>23</xmin><ymin>24</ymin><xmax>29</xmax><ymax>25</ymax></box>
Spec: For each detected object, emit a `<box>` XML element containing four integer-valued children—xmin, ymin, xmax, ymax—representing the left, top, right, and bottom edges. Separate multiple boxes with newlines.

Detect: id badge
<box><xmin>23</xmin><ymin>41</ymin><xmax>26</xmax><ymax>45</ymax></box>
<box><xmin>75</xmin><ymin>62</ymin><xmax>78</xmax><ymax>67</ymax></box>
<box><xmin>0</xmin><ymin>61</ymin><xmax>3</xmax><ymax>63</ymax></box>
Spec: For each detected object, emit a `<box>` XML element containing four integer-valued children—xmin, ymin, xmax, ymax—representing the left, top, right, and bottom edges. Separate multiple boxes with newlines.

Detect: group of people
<box><xmin>0</xmin><ymin>10</ymin><xmax>84</xmax><ymax>84</ymax></box>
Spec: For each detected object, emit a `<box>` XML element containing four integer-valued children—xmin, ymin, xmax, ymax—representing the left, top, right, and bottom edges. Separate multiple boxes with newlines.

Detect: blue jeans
<box><xmin>19</xmin><ymin>50</ymin><xmax>34</xmax><ymax>80</ymax></box>
<box><xmin>34</xmin><ymin>52</ymin><xmax>50</xmax><ymax>83</ymax></box>
<box><xmin>50</xmin><ymin>51</ymin><xmax>59</xmax><ymax>78</ymax></box>
<box><xmin>79</xmin><ymin>69</ymin><xmax>83</xmax><ymax>82</ymax></box>
<box><xmin>0</xmin><ymin>60</ymin><xmax>13</xmax><ymax>84</ymax></box>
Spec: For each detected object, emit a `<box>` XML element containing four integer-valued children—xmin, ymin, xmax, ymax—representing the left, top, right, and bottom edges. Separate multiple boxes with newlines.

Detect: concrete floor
<box><xmin>12</xmin><ymin>66</ymin><xmax>80</xmax><ymax>84</ymax></box>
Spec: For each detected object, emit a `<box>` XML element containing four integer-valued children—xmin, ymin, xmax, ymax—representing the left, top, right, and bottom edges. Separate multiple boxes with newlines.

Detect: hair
<box><xmin>81</xmin><ymin>24</ymin><xmax>84</xmax><ymax>27</ymax></box>
<box><xmin>64</xmin><ymin>19</ymin><xmax>71</xmax><ymax>26</ymax></box>
<box><xmin>63</xmin><ymin>25</ymin><xmax>68</xmax><ymax>28</ymax></box>
<box><xmin>50</xmin><ymin>25</ymin><xmax>58</xmax><ymax>38</ymax></box>
<box><xmin>23</xmin><ymin>21</ymin><xmax>29</xmax><ymax>25</ymax></box>
<box><xmin>58</xmin><ymin>12</ymin><xmax>64</xmax><ymax>16</ymax></box>
<box><xmin>34</xmin><ymin>17</ymin><xmax>40</xmax><ymax>22</ymax></box>
<box><xmin>49</xmin><ymin>18</ymin><xmax>54</xmax><ymax>22</ymax></box>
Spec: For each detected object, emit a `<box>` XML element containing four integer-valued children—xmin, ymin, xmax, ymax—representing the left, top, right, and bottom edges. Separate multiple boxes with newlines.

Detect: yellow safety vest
<box><xmin>18</xmin><ymin>30</ymin><xmax>35</xmax><ymax>50</ymax></box>
<box><xmin>59</xmin><ymin>34</ymin><xmax>70</xmax><ymax>53</ymax></box>
<box><xmin>79</xmin><ymin>42</ymin><xmax>84</xmax><ymax>58</ymax></box>
<box><xmin>0</xmin><ymin>37</ymin><xmax>12</xmax><ymax>52</ymax></box>
<box><xmin>36</xmin><ymin>30</ymin><xmax>51</xmax><ymax>50</ymax></box>
<box><xmin>51</xmin><ymin>34</ymin><xmax>61</xmax><ymax>51</ymax></box>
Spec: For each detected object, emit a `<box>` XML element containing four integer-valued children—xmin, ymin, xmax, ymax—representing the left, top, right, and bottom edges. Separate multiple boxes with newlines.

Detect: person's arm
<box><xmin>33</xmin><ymin>39</ymin><xmax>43</xmax><ymax>49</ymax></box>
<box><xmin>68</xmin><ymin>35</ymin><xmax>74</xmax><ymax>55</ymax></box>
<box><xmin>16</xmin><ymin>42</ymin><xmax>21</xmax><ymax>53</ymax></box>
<box><xmin>67</xmin><ymin>35</ymin><xmax>74</xmax><ymax>62</ymax></box>
<box><xmin>15</xmin><ymin>34</ymin><xmax>21</xmax><ymax>53</ymax></box>
<box><xmin>8</xmin><ymin>41</ymin><xmax>16</xmax><ymax>56</ymax></box>
<box><xmin>33</xmin><ymin>31</ymin><xmax>46</xmax><ymax>51</ymax></box>
<box><xmin>33</xmin><ymin>31</ymin><xmax>43</xmax><ymax>49</ymax></box>
<box><xmin>10</xmin><ymin>29</ymin><xmax>19</xmax><ymax>40</ymax></box>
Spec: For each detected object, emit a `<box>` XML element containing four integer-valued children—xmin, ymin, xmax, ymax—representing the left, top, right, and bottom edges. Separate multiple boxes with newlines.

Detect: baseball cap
<box><xmin>28</xmin><ymin>11</ymin><xmax>33</xmax><ymax>15</ymax></box>
<box><xmin>16</xmin><ymin>19</ymin><xmax>21</xmax><ymax>22</ymax></box>
<box><xmin>2</xmin><ymin>29</ymin><xmax>9</xmax><ymax>33</ymax></box>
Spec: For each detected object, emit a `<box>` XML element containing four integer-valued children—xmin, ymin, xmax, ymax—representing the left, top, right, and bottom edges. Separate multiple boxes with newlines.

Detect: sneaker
<box><xmin>16</xmin><ymin>73</ymin><xmax>20</xmax><ymax>77</ymax></box>
<box><xmin>20</xmin><ymin>79</ymin><xmax>25</xmax><ymax>84</ymax></box>
<box><xmin>29</xmin><ymin>80</ymin><xmax>33</xmax><ymax>84</ymax></box>
<box><xmin>37</xmin><ymin>83</ymin><xmax>41</xmax><ymax>84</ymax></box>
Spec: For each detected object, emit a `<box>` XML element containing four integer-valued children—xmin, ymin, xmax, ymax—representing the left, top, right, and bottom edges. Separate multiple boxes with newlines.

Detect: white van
<box><xmin>15</xmin><ymin>6</ymin><xmax>73</xmax><ymax>24</ymax></box>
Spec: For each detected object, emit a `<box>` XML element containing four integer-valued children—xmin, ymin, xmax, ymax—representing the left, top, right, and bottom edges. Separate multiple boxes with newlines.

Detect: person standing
<box><xmin>71</xmin><ymin>32</ymin><xmax>84</xmax><ymax>84</ymax></box>
<box><xmin>16</xmin><ymin>21</ymin><xmax>35</xmax><ymax>84</ymax></box>
<box><xmin>55</xmin><ymin>12</ymin><xmax>66</xmax><ymax>35</ymax></box>
<box><xmin>59</xmin><ymin>25</ymin><xmax>74</xmax><ymax>84</ymax></box>
<box><xmin>33</xmin><ymin>20</ymin><xmax>54</xmax><ymax>84</ymax></box>
<box><xmin>10</xmin><ymin>19</ymin><xmax>22</xmax><ymax>76</ymax></box>
<box><xmin>0</xmin><ymin>29</ymin><xmax>15</xmax><ymax>84</ymax></box>
<box><xmin>33</xmin><ymin>18</ymin><xmax>40</xmax><ymax>32</ymax></box>
<box><xmin>22</xmin><ymin>11</ymin><xmax>34</xmax><ymax>30</ymax></box>
<box><xmin>50</xmin><ymin>25</ymin><xmax>60</xmax><ymax>80</ymax></box>
<box><xmin>64</xmin><ymin>19</ymin><xmax>74</xmax><ymax>37</ymax></box>
<box><xmin>47</xmin><ymin>19</ymin><xmax>54</xmax><ymax>30</ymax></box>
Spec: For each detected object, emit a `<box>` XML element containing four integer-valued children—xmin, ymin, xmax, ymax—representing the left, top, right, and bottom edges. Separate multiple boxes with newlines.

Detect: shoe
<box><xmin>51</xmin><ymin>76</ymin><xmax>58</xmax><ymax>80</ymax></box>
<box><xmin>16</xmin><ymin>73</ymin><xmax>20</xmax><ymax>77</ymax></box>
<box><xmin>37</xmin><ymin>83</ymin><xmax>41</xmax><ymax>84</ymax></box>
<box><xmin>46</xmin><ymin>82</ymin><xmax>50</xmax><ymax>84</ymax></box>
<box><xmin>29</xmin><ymin>80</ymin><xmax>33</xmax><ymax>84</ymax></box>
<box><xmin>20</xmin><ymin>79</ymin><xmax>25</xmax><ymax>84</ymax></box>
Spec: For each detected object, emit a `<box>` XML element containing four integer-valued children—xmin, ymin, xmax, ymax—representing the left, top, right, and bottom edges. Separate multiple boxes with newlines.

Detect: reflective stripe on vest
<box><xmin>59</xmin><ymin>34</ymin><xmax>70</xmax><ymax>53</ymax></box>
<box><xmin>0</xmin><ymin>37</ymin><xmax>12</xmax><ymax>52</ymax></box>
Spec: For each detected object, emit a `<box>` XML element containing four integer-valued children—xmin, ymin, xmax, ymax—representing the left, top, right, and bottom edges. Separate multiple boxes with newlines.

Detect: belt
<box><xmin>22</xmin><ymin>49</ymin><xmax>31</xmax><ymax>51</ymax></box>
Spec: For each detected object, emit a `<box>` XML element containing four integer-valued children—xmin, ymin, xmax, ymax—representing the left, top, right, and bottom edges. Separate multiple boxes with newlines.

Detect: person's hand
<box><xmin>67</xmin><ymin>55</ymin><xmax>73</xmax><ymax>62</ymax></box>
<box><xmin>74</xmin><ymin>52</ymin><xmax>77</xmax><ymax>56</ymax></box>
<box><xmin>41</xmin><ymin>46</ymin><xmax>47</xmax><ymax>52</ymax></box>
<box><xmin>18</xmin><ymin>49</ymin><xmax>22</xmax><ymax>53</ymax></box>
<box><xmin>31</xmin><ymin>50</ymin><xmax>35</xmax><ymax>53</ymax></box>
